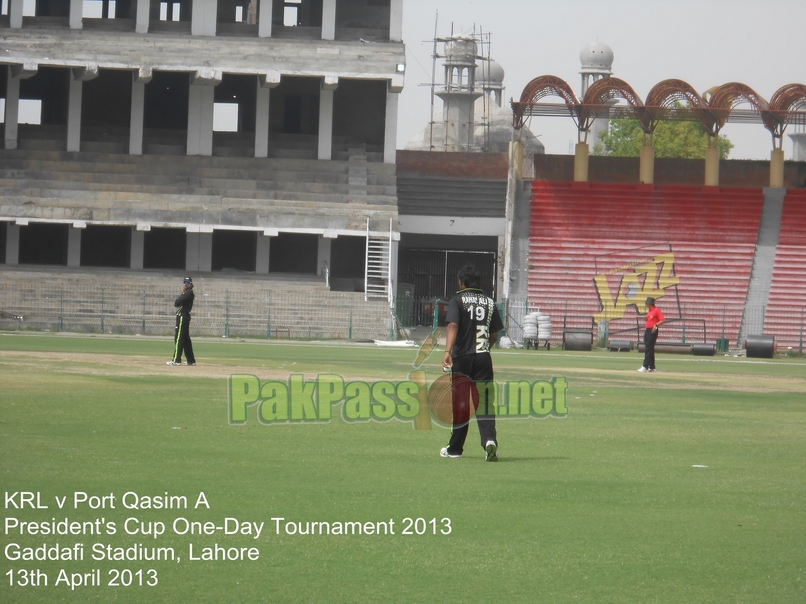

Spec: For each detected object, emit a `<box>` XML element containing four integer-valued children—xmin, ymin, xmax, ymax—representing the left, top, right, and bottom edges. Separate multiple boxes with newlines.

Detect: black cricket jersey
<box><xmin>445</xmin><ymin>288</ymin><xmax>504</xmax><ymax>358</ymax></box>
<box><xmin>174</xmin><ymin>289</ymin><xmax>195</xmax><ymax>316</ymax></box>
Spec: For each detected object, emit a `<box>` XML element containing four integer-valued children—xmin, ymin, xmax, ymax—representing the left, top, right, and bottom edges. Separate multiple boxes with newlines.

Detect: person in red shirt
<box><xmin>638</xmin><ymin>296</ymin><xmax>665</xmax><ymax>373</ymax></box>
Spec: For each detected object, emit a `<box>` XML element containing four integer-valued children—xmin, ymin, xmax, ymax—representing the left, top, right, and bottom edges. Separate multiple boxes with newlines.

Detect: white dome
<box><xmin>477</xmin><ymin>59</ymin><xmax>505</xmax><ymax>86</ymax></box>
<box><xmin>580</xmin><ymin>40</ymin><xmax>614</xmax><ymax>72</ymax></box>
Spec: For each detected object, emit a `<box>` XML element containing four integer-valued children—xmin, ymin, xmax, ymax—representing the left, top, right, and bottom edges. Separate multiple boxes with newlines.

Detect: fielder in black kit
<box><xmin>167</xmin><ymin>277</ymin><xmax>196</xmax><ymax>366</ymax></box>
<box><xmin>441</xmin><ymin>264</ymin><xmax>504</xmax><ymax>461</ymax></box>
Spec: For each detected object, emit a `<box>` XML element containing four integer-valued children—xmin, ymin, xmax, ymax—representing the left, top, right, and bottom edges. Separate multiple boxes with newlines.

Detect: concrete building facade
<box><xmin>1</xmin><ymin>0</ymin><xmax>404</xmax><ymax>299</ymax></box>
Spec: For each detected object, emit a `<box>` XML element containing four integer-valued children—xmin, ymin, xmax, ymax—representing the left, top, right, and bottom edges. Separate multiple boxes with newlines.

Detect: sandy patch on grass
<box><xmin>0</xmin><ymin>351</ymin><xmax>374</xmax><ymax>382</ymax></box>
<box><xmin>2</xmin><ymin>351</ymin><xmax>805</xmax><ymax>393</ymax></box>
<box><xmin>493</xmin><ymin>366</ymin><xmax>806</xmax><ymax>394</ymax></box>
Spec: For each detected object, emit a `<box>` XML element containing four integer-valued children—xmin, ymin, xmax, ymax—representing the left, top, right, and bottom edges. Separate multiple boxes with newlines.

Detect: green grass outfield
<box><xmin>1</xmin><ymin>332</ymin><xmax>805</xmax><ymax>603</ymax></box>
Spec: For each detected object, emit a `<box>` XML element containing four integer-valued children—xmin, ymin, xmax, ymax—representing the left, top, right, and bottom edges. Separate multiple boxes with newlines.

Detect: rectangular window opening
<box><xmin>159</xmin><ymin>1</ymin><xmax>180</xmax><ymax>21</ymax></box>
<box><xmin>0</xmin><ymin>99</ymin><xmax>43</xmax><ymax>125</ymax></box>
<box><xmin>83</xmin><ymin>1</ymin><xmax>117</xmax><ymax>19</ymax></box>
<box><xmin>213</xmin><ymin>103</ymin><xmax>239</xmax><ymax>132</ymax></box>
<box><xmin>283</xmin><ymin>6</ymin><xmax>298</xmax><ymax>27</ymax></box>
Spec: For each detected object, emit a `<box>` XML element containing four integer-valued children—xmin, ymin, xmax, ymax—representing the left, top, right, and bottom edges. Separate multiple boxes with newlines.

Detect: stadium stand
<box><xmin>763</xmin><ymin>189</ymin><xmax>806</xmax><ymax>350</ymax></box>
<box><xmin>528</xmin><ymin>181</ymin><xmax>764</xmax><ymax>347</ymax></box>
<box><xmin>0</xmin><ymin>145</ymin><xmax>397</xmax><ymax>210</ymax></box>
<box><xmin>0</xmin><ymin>267</ymin><xmax>389</xmax><ymax>341</ymax></box>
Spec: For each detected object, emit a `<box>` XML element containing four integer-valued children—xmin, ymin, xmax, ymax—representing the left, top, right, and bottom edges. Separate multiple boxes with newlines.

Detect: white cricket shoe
<box><xmin>485</xmin><ymin>440</ymin><xmax>499</xmax><ymax>462</ymax></box>
<box><xmin>637</xmin><ymin>367</ymin><xmax>648</xmax><ymax>372</ymax></box>
<box><xmin>440</xmin><ymin>448</ymin><xmax>461</xmax><ymax>458</ymax></box>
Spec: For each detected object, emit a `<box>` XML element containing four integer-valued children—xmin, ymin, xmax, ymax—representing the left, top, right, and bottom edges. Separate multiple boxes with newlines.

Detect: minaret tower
<box><xmin>580</xmin><ymin>40</ymin><xmax>615</xmax><ymax>149</ymax></box>
<box><xmin>436</xmin><ymin>36</ymin><xmax>483</xmax><ymax>151</ymax></box>
<box><xmin>580</xmin><ymin>39</ymin><xmax>614</xmax><ymax>96</ymax></box>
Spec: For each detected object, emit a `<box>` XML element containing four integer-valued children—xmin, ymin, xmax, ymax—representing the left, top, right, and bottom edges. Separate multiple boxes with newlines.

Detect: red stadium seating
<box><xmin>528</xmin><ymin>181</ymin><xmax>764</xmax><ymax>347</ymax></box>
<box><xmin>763</xmin><ymin>190</ymin><xmax>806</xmax><ymax>350</ymax></box>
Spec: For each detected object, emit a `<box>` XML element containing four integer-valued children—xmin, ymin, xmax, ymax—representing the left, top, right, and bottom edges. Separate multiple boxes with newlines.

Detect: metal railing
<box><xmin>0</xmin><ymin>282</ymin><xmax>391</xmax><ymax>341</ymax></box>
<box><xmin>2</xmin><ymin>284</ymin><xmax>804</xmax><ymax>355</ymax></box>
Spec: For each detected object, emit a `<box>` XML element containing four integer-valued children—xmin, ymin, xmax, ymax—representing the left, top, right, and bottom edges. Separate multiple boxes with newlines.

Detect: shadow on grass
<box><xmin>498</xmin><ymin>456</ymin><xmax>572</xmax><ymax>463</ymax></box>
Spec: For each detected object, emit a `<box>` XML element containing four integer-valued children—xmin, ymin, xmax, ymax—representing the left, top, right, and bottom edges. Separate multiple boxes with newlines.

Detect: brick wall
<box><xmin>533</xmin><ymin>154</ymin><xmax>806</xmax><ymax>188</ymax></box>
<box><xmin>396</xmin><ymin>150</ymin><xmax>509</xmax><ymax>179</ymax></box>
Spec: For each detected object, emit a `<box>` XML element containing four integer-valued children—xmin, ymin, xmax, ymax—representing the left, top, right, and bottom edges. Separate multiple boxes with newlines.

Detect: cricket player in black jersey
<box><xmin>167</xmin><ymin>277</ymin><xmax>196</xmax><ymax>366</ymax></box>
<box><xmin>440</xmin><ymin>264</ymin><xmax>504</xmax><ymax>461</ymax></box>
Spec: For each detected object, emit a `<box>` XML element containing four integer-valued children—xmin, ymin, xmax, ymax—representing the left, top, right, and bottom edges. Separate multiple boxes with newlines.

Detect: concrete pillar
<box><xmin>66</xmin><ymin>66</ymin><xmax>98</xmax><ymax>152</ymax></box>
<box><xmin>389</xmin><ymin>0</ymin><xmax>403</xmax><ymax>42</ymax></box>
<box><xmin>255</xmin><ymin>85</ymin><xmax>270</xmax><ymax>158</ymax></box>
<box><xmin>511</xmin><ymin>140</ymin><xmax>524</xmax><ymax>180</ymax></box>
<box><xmin>256</xmin><ymin>234</ymin><xmax>271</xmax><ymax>274</ymax></box>
<box><xmin>258</xmin><ymin>0</ymin><xmax>273</xmax><ymax>37</ymax></box>
<box><xmin>383</xmin><ymin>89</ymin><xmax>399</xmax><ymax>164</ymax></box>
<box><xmin>770</xmin><ymin>149</ymin><xmax>785</xmax><ymax>188</ymax></box>
<box><xmin>9</xmin><ymin>0</ymin><xmax>23</xmax><ymax>29</ymax></box>
<box><xmin>704</xmin><ymin>136</ymin><xmax>720</xmax><ymax>187</ymax></box>
<box><xmin>186</xmin><ymin>231</ymin><xmax>213</xmax><ymax>272</ymax></box>
<box><xmin>4</xmin><ymin>68</ymin><xmax>21</xmax><ymax>150</ymax></box>
<box><xmin>136</xmin><ymin>0</ymin><xmax>150</xmax><ymax>33</ymax></box>
<box><xmin>573</xmin><ymin>142</ymin><xmax>589</xmax><ymax>182</ymax></box>
<box><xmin>131</xmin><ymin>229</ymin><xmax>145</xmax><ymax>270</ymax></box>
<box><xmin>318</xmin><ymin>81</ymin><xmax>337</xmax><ymax>160</ymax></box>
<box><xmin>191</xmin><ymin>0</ymin><xmax>217</xmax><ymax>36</ymax></box>
<box><xmin>129</xmin><ymin>77</ymin><xmax>146</xmax><ymax>155</ymax></box>
<box><xmin>322</xmin><ymin>0</ymin><xmax>336</xmax><ymax>40</ymax></box>
<box><xmin>255</xmin><ymin>73</ymin><xmax>280</xmax><ymax>157</ymax></box>
<box><xmin>5</xmin><ymin>224</ymin><xmax>20</xmax><ymax>266</ymax></box>
<box><xmin>639</xmin><ymin>144</ymin><xmax>655</xmax><ymax>184</ymax></box>
<box><xmin>70</xmin><ymin>0</ymin><xmax>83</xmax><ymax>29</ymax></box>
<box><xmin>198</xmin><ymin>232</ymin><xmax>212</xmax><ymax>272</ymax></box>
<box><xmin>187</xmin><ymin>81</ymin><xmax>216</xmax><ymax>156</ymax></box>
<box><xmin>186</xmin><ymin>233</ymin><xmax>200</xmax><ymax>272</ymax></box>
<box><xmin>317</xmin><ymin>236</ymin><xmax>332</xmax><ymax>278</ymax></box>
<box><xmin>389</xmin><ymin>237</ymin><xmax>399</xmax><ymax>299</ymax></box>
<box><xmin>67</xmin><ymin>226</ymin><xmax>82</xmax><ymax>268</ymax></box>
<box><xmin>67</xmin><ymin>78</ymin><xmax>83</xmax><ymax>152</ymax></box>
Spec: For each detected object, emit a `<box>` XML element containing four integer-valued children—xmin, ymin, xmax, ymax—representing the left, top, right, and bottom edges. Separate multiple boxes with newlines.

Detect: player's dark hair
<box><xmin>457</xmin><ymin>264</ymin><xmax>481</xmax><ymax>289</ymax></box>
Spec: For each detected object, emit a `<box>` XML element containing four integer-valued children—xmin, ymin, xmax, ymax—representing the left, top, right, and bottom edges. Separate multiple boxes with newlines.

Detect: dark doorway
<box><xmin>333</xmin><ymin>79</ymin><xmax>386</xmax><ymax>146</ymax></box>
<box><xmin>19</xmin><ymin>223</ymin><xmax>68</xmax><ymax>266</ymax></box>
<box><xmin>144</xmin><ymin>71</ymin><xmax>189</xmax><ymax>149</ymax></box>
<box><xmin>331</xmin><ymin>236</ymin><xmax>365</xmax><ymax>278</ymax></box>
<box><xmin>212</xmin><ymin>230</ymin><xmax>257</xmax><ymax>272</ymax></box>
<box><xmin>82</xmin><ymin>69</ymin><xmax>132</xmax><ymax>132</ymax></box>
<box><xmin>144</xmin><ymin>228</ymin><xmax>186</xmax><ymax>269</ymax></box>
<box><xmin>34</xmin><ymin>0</ymin><xmax>70</xmax><ymax>17</ymax></box>
<box><xmin>270</xmin><ymin>77</ymin><xmax>320</xmax><ymax>137</ymax></box>
<box><xmin>81</xmin><ymin>225</ymin><xmax>131</xmax><ymax>267</ymax></box>
<box><xmin>398</xmin><ymin>249</ymin><xmax>497</xmax><ymax>299</ymax></box>
<box><xmin>269</xmin><ymin>232</ymin><xmax>317</xmax><ymax>273</ymax></box>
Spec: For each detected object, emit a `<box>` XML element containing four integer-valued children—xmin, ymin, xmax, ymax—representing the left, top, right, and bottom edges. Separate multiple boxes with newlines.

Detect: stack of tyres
<box><xmin>537</xmin><ymin>312</ymin><xmax>552</xmax><ymax>343</ymax></box>
<box><xmin>523</xmin><ymin>314</ymin><xmax>538</xmax><ymax>343</ymax></box>
<box><xmin>523</xmin><ymin>312</ymin><xmax>551</xmax><ymax>350</ymax></box>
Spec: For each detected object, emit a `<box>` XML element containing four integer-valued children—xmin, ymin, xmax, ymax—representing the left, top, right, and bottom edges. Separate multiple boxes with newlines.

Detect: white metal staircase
<box><xmin>365</xmin><ymin>218</ymin><xmax>393</xmax><ymax>301</ymax></box>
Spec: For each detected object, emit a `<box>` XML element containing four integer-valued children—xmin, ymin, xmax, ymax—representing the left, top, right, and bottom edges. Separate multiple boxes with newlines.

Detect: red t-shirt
<box><xmin>645</xmin><ymin>306</ymin><xmax>665</xmax><ymax>329</ymax></box>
